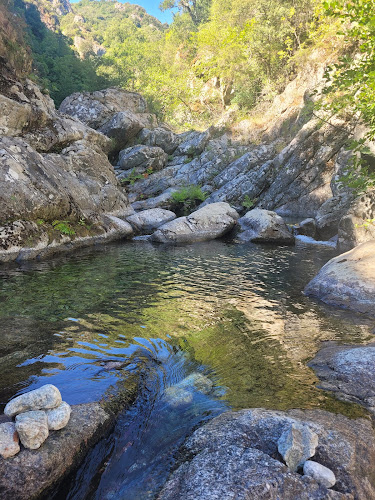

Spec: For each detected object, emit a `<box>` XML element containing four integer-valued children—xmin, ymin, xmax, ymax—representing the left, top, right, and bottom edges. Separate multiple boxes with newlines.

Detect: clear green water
<box><xmin>0</xmin><ymin>239</ymin><xmax>373</xmax><ymax>499</ymax></box>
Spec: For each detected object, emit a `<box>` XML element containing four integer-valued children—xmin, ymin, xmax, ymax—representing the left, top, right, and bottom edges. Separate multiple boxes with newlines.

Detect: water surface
<box><xmin>0</xmin><ymin>240</ymin><xmax>373</xmax><ymax>498</ymax></box>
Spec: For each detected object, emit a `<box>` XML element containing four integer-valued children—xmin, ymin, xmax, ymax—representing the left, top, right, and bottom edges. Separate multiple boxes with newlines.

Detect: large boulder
<box><xmin>304</xmin><ymin>241</ymin><xmax>375</xmax><ymax>315</ymax></box>
<box><xmin>150</xmin><ymin>203</ymin><xmax>239</xmax><ymax>244</ymax></box>
<box><xmin>158</xmin><ymin>408</ymin><xmax>375</xmax><ymax>500</ymax></box>
<box><xmin>309</xmin><ymin>343</ymin><xmax>375</xmax><ymax>412</ymax></box>
<box><xmin>137</xmin><ymin>127</ymin><xmax>180</xmax><ymax>154</ymax></box>
<box><xmin>118</xmin><ymin>145</ymin><xmax>168</xmax><ymax>173</ymax></box>
<box><xmin>59</xmin><ymin>88</ymin><xmax>148</xmax><ymax>129</ymax></box>
<box><xmin>0</xmin><ymin>136</ymin><xmax>131</xmax><ymax>223</ymax></box>
<box><xmin>98</xmin><ymin>110</ymin><xmax>156</xmax><ymax>154</ymax></box>
<box><xmin>126</xmin><ymin>208</ymin><xmax>176</xmax><ymax>234</ymax></box>
<box><xmin>238</xmin><ymin>208</ymin><xmax>294</xmax><ymax>244</ymax></box>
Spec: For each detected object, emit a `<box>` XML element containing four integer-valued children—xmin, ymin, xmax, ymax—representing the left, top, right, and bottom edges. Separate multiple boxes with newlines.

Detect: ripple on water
<box><xmin>0</xmin><ymin>240</ymin><xmax>373</xmax><ymax>499</ymax></box>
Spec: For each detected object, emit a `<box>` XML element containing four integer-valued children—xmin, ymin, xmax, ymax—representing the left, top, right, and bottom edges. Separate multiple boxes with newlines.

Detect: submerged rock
<box><xmin>163</xmin><ymin>387</ymin><xmax>194</xmax><ymax>408</ymax></box>
<box><xmin>158</xmin><ymin>408</ymin><xmax>375</xmax><ymax>500</ymax></box>
<box><xmin>277</xmin><ymin>422</ymin><xmax>318</xmax><ymax>471</ymax></box>
<box><xmin>303</xmin><ymin>461</ymin><xmax>336</xmax><ymax>488</ymax></box>
<box><xmin>238</xmin><ymin>208</ymin><xmax>294</xmax><ymax>244</ymax></box>
<box><xmin>5</xmin><ymin>384</ymin><xmax>62</xmax><ymax>417</ymax></box>
<box><xmin>0</xmin><ymin>422</ymin><xmax>20</xmax><ymax>459</ymax></box>
<box><xmin>177</xmin><ymin>373</ymin><xmax>214</xmax><ymax>395</ymax></box>
<box><xmin>46</xmin><ymin>402</ymin><xmax>71</xmax><ymax>431</ymax></box>
<box><xmin>304</xmin><ymin>241</ymin><xmax>375</xmax><ymax>315</ymax></box>
<box><xmin>15</xmin><ymin>410</ymin><xmax>49</xmax><ymax>450</ymax></box>
<box><xmin>126</xmin><ymin>208</ymin><xmax>176</xmax><ymax>234</ymax></box>
<box><xmin>150</xmin><ymin>202</ymin><xmax>239</xmax><ymax>244</ymax></box>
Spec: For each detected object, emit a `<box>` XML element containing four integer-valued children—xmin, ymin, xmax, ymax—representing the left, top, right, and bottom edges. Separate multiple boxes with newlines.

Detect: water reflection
<box><xmin>0</xmin><ymin>240</ymin><xmax>374</xmax><ymax>498</ymax></box>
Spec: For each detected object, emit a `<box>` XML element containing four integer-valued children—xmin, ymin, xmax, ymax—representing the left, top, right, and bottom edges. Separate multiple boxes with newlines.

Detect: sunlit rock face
<box><xmin>305</xmin><ymin>241</ymin><xmax>375</xmax><ymax>315</ymax></box>
<box><xmin>0</xmin><ymin>60</ymin><xmax>134</xmax><ymax>262</ymax></box>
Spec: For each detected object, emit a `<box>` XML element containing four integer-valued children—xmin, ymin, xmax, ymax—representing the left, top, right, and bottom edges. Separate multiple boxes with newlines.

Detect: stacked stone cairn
<box><xmin>0</xmin><ymin>384</ymin><xmax>71</xmax><ymax>458</ymax></box>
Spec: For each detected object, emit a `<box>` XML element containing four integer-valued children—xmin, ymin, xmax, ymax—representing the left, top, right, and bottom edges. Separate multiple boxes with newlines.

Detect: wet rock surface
<box><xmin>304</xmin><ymin>241</ymin><xmax>375</xmax><ymax>315</ymax></box>
<box><xmin>238</xmin><ymin>208</ymin><xmax>295</xmax><ymax>244</ymax></box>
<box><xmin>158</xmin><ymin>408</ymin><xmax>375</xmax><ymax>500</ymax></box>
<box><xmin>150</xmin><ymin>203</ymin><xmax>239</xmax><ymax>244</ymax></box>
<box><xmin>309</xmin><ymin>342</ymin><xmax>375</xmax><ymax>412</ymax></box>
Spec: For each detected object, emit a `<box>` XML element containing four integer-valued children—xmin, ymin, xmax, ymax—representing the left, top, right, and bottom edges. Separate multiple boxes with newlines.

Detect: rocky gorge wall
<box><xmin>56</xmin><ymin>51</ymin><xmax>375</xmax><ymax>253</ymax></box>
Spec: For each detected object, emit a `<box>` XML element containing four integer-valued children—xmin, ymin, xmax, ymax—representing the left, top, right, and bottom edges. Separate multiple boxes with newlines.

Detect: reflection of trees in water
<box><xmin>0</xmin><ymin>241</ymin><xmax>371</xmax><ymax>417</ymax></box>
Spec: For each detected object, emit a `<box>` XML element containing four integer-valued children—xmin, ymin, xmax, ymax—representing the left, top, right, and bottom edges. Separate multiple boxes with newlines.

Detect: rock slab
<box><xmin>304</xmin><ymin>241</ymin><xmax>375</xmax><ymax>315</ymax></box>
<box><xmin>15</xmin><ymin>410</ymin><xmax>49</xmax><ymax>450</ymax></box>
<box><xmin>151</xmin><ymin>202</ymin><xmax>239</xmax><ymax>244</ymax></box>
<box><xmin>0</xmin><ymin>422</ymin><xmax>20</xmax><ymax>458</ymax></box>
<box><xmin>4</xmin><ymin>384</ymin><xmax>62</xmax><ymax>417</ymax></box>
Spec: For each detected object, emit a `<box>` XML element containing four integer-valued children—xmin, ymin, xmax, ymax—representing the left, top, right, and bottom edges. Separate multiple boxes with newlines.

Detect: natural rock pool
<box><xmin>0</xmin><ymin>240</ymin><xmax>373</xmax><ymax>499</ymax></box>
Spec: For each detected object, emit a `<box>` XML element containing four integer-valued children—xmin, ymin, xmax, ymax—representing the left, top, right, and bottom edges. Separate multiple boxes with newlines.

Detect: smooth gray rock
<box><xmin>158</xmin><ymin>408</ymin><xmax>375</xmax><ymax>500</ymax></box>
<box><xmin>304</xmin><ymin>461</ymin><xmax>336</xmax><ymax>488</ymax></box>
<box><xmin>5</xmin><ymin>384</ymin><xmax>62</xmax><ymax>417</ymax></box>
<box><xmin>309</xmin><ymin>343</ymin><xmax>375</xmax><ymax>410</ymax></box>
<box><xmin>277</xmin><ymin>422</ymin><xmax>318</xmax><ymax>471</ymax></box>
<box><xmin>126</xmin><ymin>209</ymin><xmax>176</xmax><ymax>234</ymax></box>
<box><xmin>15</xmin><ymin>410</ymin><xmax>49</xmax><ymax>450</ymax></box>
<box><xmin>304</xmin><ymin>241</ymin><xmax>375</xmax><ymax>315</ymax></box>
<box><xmin>150</xmin><ymin>203</ymin><xmax>239</xmax><ymax>244</ymax></box>
<box><xmin>46</xmin><ymin>402</ymin><xmax>72</xmax><ymax>431</ymax></box>
<box><xmin>315</xmin><ymin>193</ymin><xmax>353</xmax><ymax>240</ymax></box>
<box><xmin>0</xmin><ymin>422</ymin><xmax>20</xmax><ymax>458</ymax></box>
<box><xmin>118</xmin><ymin>145</ymin><xmax>168</xmax><ymax>172</ymax></box>
<box><xmin>238</xmin><ymin>208</ymin><xmax>295</xmax><ymax>244</ymax></box>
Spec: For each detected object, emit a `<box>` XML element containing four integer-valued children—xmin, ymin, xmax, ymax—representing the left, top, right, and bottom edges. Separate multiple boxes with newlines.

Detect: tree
<box><xmin>159</xmin><ymin>0</ymin><xmax>211</xmax><ymax>25</ymax></box>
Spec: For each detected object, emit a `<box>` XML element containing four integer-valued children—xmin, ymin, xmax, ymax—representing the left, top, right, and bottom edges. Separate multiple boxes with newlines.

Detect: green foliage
<box><xmin>160</xmin><ymin>0</ymin><xmax>211</xmax><ymax>25</ymax></box>
<box><xmin>171</xmin><ymin>184</ymin><xmax>207</xmax><ymax>214</ymax></box>
<box><xmin>52</xmin><ymin>220</ymin><xmax>76</xmax><ymax>236</ymax></box>
<box><xmin>321</xmin><ymin>0</ymin><xmax>375</xmax><ymax>190</ymax></box>
<box><xmin>10</xmin><ymin>0</ymin><xmax>108</xmax><ymax>105</ymax></box>
<box><xmin>120</xmin><ymin>168</ymin><xmax>153</xmax><ymax>186</ymax></box>
<box><xmin>242</xmin><ymin>195</ymin><xmax>257</xmax><ymax>210</ymax></box>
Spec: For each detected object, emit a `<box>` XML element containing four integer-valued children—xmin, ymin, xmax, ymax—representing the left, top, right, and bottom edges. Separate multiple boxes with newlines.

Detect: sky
<box><xmin>69</xmin><ymin>0</ymin><xmax>174</xmax><ymax>24</ymax></box>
